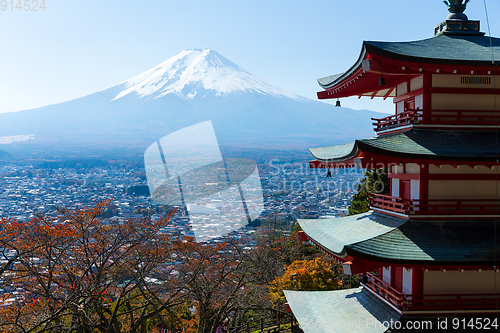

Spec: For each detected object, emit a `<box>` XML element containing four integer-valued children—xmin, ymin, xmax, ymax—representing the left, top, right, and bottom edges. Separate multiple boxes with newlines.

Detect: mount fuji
<box><xmin>113</xmin><ymin>49</ymin><xmax>298</xmax><ymax>101</ymax></box>
<box><xmin>0</xmin><ymin>49</ymin><xmax>383</xmax><ymax>158</ymax></box>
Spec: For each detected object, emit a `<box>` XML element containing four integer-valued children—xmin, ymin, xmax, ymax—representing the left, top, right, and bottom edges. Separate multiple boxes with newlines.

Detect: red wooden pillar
<box><xmin>401</xmin><ymin>181</ymin><xmax>411</xmax><ymax>200</ymax></box>
<box><xmin>412</xmin><ymin>268</ymin><xmax>424</xmax><ymax>296</ymax></box>
<box><xmin>420</xmin><ymin>164</ymin><xmax>429</xmax><ymax>204</ymax></box>
<box><xmin>394</xmin><ymin>267</ymin><xmax>403</xmax><ymax>292</ymax></box>
<box><xmin>422</xmin><ymin>74</ymin><xmax>432</xmax><ymax>110</ymax></box>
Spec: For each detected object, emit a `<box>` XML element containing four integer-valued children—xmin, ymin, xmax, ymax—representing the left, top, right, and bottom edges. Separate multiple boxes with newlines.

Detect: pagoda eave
<box><xmin>345</xmin><ymin>246</ymin><xmax>500</xmax><ymax>270</ymax></box>
<box><xmin>345</xmin><ymin>219</ymin><xmax>500</xmax><ymax>266</ymax></box>
<box><xmin>309</xmin><ymin>129</ymin><xmax>500</xmax><ymax>169</ymax></box>
<box><xmin>310</xmin><ymin>151</ymin><xmax>499</xmax><ymax>170</ymax></box>
<box><xmin>297</xmin><ymin>211</ymin><xmax>407</xmax><ymax>260</ymax></box>
<box><xmin>317</xmin><ymin>58</ymin><xmax>405</xmax><ymax>100</ymax></box>
<box><xmin>318</xmin><ymin>34</ymin><xmax>500</xmax><ymax>100</ymax></box>
<box><xmin>300</xmin><ymin>213</ymin><xmax>500</xmax><ymax>271</ymax></box>
<box><xmin>285</xmin><ymin>288</ymin><xmax>401</xmax><ymax>333</ymax></box>
<box><xmin>318</xmin><ymin>56</ymin><xmax>498</xmax><ymax>99</ymax></box>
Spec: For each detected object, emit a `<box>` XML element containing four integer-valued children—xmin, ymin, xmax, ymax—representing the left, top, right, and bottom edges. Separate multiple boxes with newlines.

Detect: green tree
<box><xmin>348</xmin><ymin>168</ymin><xmax>390</xmax><ymax>215</ymax></box>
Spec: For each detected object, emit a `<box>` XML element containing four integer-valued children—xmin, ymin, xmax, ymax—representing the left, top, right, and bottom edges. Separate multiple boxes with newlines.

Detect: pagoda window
<box><xmin>391</xmin><ymin>178</ymin><xmax>399</xmax><ymax>197</ymax></box>
<box><xmin>414</xmin><ymin>94</ymin><xmax>423</xmax><ymax>110</ymax></box>
<box><xmin>396</xmin><ymin>101</ymin><xmax>405</xmax><ymax>114</ymax></box>
<box><xmin>402</xmin><ymin>268</ymin><xmax>413</xmax><ymax>295</ymax></box>
<box><xmin>382</xmin><ymin>266</ymin><xmax>391</xmax><ymax>285</ymax></box>
<box><xmin>391</xmin><ymin>165</ymin><xmax>403</xmax><ymax>197</ymax></box>
<box><xmin>410</xmin><ymin>180</ymin><xmax>420</xmax><ymax>201</ymax></box>
<box><xmin>406</xmin><ymin>164</ymin><xmax>421</xmax><ymax>201</ymax></box>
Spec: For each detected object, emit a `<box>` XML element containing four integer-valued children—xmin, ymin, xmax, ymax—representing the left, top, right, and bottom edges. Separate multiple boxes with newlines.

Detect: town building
<box><xmin>285</xmin><ymin>2</ymin><xmax>500</xmax><ymax>332</ymax></box>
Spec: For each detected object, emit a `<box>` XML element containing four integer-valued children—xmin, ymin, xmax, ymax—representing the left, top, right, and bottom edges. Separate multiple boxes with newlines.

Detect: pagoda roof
<box><xmin>310</xmin><ymin>129</ymin><xmax>500</xmax><ymax>164</ymax></box>
<box><xmin>310</xmin><ymin>142</ymin><xmax>357</xmax><ymax>162</ymax></box>
<box><xmin>318</xmin><ymin>34</ymin><xmax>500</xmax><ymax>95</ymax></box>
<box><xmin>347</xmin><ymin>220</ymin><xmax>500</xmax><ymax>266</ymax></box>
<box><xmin>284</xmin><ymin>288</ymin><xmax>401</xmax><ymax>333</ymax></box>
<box><xmin>298</xmin><ymin>211</ymin><xmax>406</xmax><ymax>254</ymax></box>
<box><xmin>298</xmin><ymin>211</ymin><xmax>500</xmax><ymax>266</ymax></box>
<box><xmin>365</xmin><ymin>34</ymin><xmax>500</xmax><ymax>66</ymax></box>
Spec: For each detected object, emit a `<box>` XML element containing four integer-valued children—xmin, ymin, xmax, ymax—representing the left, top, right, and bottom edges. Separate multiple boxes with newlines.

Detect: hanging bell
<box><xmin>335</xmin><ymin>99</ymin><xmax>341</xmax><ymax>107</ymax></box>
<box><xmin>378</xmin><ymin>74</ymin><xmax>386</xmax><ymax>86</ymax></box>
<box><xmin>326</xmin><ymin>169</ymin><xmax>332</xmax><ymax>177</ymax></box>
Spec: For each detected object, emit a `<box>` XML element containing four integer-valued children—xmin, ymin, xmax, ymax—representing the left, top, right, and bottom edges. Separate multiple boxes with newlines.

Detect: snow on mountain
<box><xmin>113</xmin><ymin>49</ymin><xmax>300</xmax><ymax>101</ymax></box>
<box><xmin>0</xmin><ymin>48</ymin><xmax>385</xmax><ymax>158</ymax></box>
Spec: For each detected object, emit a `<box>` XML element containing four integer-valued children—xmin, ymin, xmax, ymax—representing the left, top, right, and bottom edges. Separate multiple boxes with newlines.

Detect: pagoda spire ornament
<box><xmin>443</xmin><ymin>0</ymin><xmax>469</xmax><ymax>12</ymax></box>
<box><xmin>443</xmin><ymin>0</ymin><xmax>469</xmax><ymax>20</ymax></box>
<box><xmin>435</xmin><ymin>0</ymin><xmax>482</xmax><ymax>35</ymax></box>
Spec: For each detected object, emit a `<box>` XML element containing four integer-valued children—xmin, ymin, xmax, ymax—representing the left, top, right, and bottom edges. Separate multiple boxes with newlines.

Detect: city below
<box><xmin>0</xmin><ymin>154</ymin><xmax>363</xmax><ymax>242</ymax></box>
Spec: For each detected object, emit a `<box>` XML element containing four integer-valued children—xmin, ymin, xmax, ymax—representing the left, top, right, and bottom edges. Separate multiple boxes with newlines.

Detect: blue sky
<box><xmin>0</xmin><ymin>0</ymin><xmax>498</xmax><ymax>114</ymax></box>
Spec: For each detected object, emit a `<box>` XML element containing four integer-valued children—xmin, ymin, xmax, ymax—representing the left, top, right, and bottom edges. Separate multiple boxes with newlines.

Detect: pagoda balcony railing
<box><xmin>363</xmin><ymin>272</ymin><xmax>405</xmax><ymax>309</ymax></box>
<box><xmin>371</xmin><ymin>194</ymin><xmax>500</xmax><ymax>216</ymax></box>
<box><xmin>363</xmin><ymin>272</ymin><xmax>500</xmax><ymax>312</ymax></box>
<box><xmin>372</xmin><ymin>109</ymin><xmax>499</xmax><ymax>132</ymax></box>
<box><xmin>370</xmin><ymin>194</ymin><xmax>413</xmax><ymax>215</ymax></box>
<box><xmin>372</xmin><ymin>110</ymin><xmax>417</xmax><ymax>132</ymax></box>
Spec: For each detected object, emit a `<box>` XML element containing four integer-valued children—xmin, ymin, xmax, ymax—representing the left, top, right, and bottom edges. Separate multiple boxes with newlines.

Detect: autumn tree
<box><xmin>0</xmin><ymin>200</ymin><xmax>343</xmax><ymax>332</ymax></box>
<box><xmin>224</xmin><ymin>224</ymin><xmax>330</xmax><ymax>325</ymax></box>
<box><xmin>173</xmin><ymin>237</ymin><xmax>250</xmax><ymax>333</ymax></box>
<box><xmin>0</xmin><ymin>201</ymin><xmax>185</xmax><ymax>333</ymax></box>
<box><xmin>269</xmin><ymin>258</ymin><xmax>341</xmax><ymax>305</ymax></box>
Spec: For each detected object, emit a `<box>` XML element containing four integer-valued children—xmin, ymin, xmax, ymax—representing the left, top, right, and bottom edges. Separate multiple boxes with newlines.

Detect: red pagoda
<box><xmin>285</xmin><ymin>2</ymin><xmax>500</xmax><ymax>332</ymax></box>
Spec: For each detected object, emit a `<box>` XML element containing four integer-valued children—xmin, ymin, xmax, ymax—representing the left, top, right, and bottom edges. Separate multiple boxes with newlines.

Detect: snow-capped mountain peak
<box><xmin>113</xmin><ymin>48</ymin><xmax>299</xmax><ymax>100</ymax></box>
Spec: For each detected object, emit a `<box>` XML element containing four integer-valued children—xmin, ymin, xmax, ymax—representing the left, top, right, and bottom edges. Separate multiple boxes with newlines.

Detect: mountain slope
<box><xmin>113</xmin><ymin>49</ymin><xmax>299</xmax><ymax>101</ymax></box>
<box><xmin>0</xmin><ymin>149</ymin><xmax>9</xmax><ymax>159</ymax></box>
<box><xmin>0</xmin><ymin>49</ymin><xmax>384</xmax><ymax>158</ymax></box>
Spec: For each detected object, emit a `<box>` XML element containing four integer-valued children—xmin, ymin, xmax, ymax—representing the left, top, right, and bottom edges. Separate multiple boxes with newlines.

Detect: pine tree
<box><xmin>348</xmin><ymin>168</ymin><xmax>390</xmax><ymax>215</ymax></box>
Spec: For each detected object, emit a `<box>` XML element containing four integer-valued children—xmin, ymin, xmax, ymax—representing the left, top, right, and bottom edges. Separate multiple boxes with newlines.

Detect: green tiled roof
<box><xmin>347</xmin><ymin>220</ymin><xmax>500</xmax><ymax>265</ymax></box>
<box><xmin>298</xmin><ymin>212</ymin><xmax>406</xmax><ymax>255</ymax></box>
<box><xmin>318</xmin><ymin>34</ymin><xmax>500</xmax><ymax>89</ymax></box>
<box><xmin>318</xmin><ymin>48</ymin><xmax>366</xmax><ymax>90</ymax></box>
<box><xmin>285</xmin><ymin>288</ymin><xmax>401</xmax><ymax>333</ymax></box>
<box><xmin>366</xmin><ymin>34</ymin><xmax>500</xmax><ymax>65</ymax></box>
<box><xmin>317</xmin><ymin>73</ymin><xmax>346</xmax><ymax>87</ymax></box>
<box><xmin>309</xmin><ymin>142</ymin><xmax>357</xmax><ymax>162</ymax></box>
<box><xmin>310</xmin><ymin>129</ymin><xmax>500</xmax><ymax>163</ymax></box>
